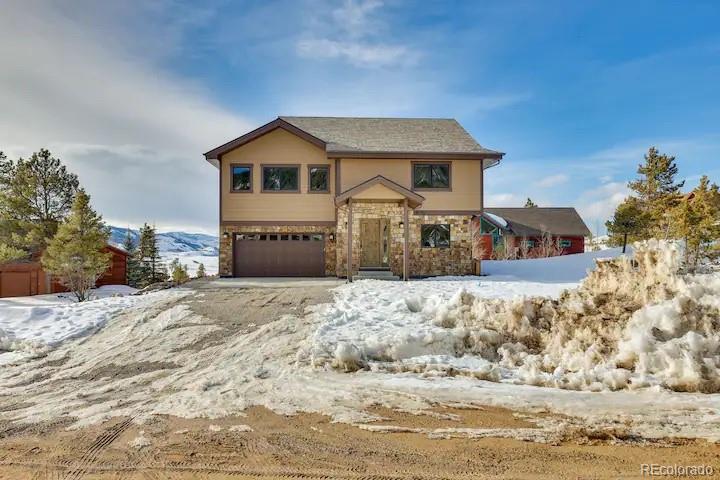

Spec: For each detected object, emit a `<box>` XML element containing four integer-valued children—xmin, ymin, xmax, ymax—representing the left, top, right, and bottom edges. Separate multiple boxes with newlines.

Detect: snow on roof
<box><xmin>484</xmin><ymin>212</ymin><xmax>508</xmax><ymax>228</ymax></box>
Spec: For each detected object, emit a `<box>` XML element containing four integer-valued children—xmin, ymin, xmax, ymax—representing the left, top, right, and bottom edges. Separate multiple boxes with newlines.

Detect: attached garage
<box><xmin>233</xmin><ymin>233</ymin><xmax>325</xmax><ymax>277</ymax></box>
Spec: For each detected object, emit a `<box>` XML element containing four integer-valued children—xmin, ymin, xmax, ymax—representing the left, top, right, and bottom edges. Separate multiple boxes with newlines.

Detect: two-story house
<box><xmin>204</xmin><ymin>116</ymin><xmax>504</xmax><ymax>279</ymax></box>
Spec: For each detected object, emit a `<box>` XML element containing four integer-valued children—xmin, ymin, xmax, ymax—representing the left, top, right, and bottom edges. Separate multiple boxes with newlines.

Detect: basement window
<box><xmin>421</xmin><ymin>224</ymin><xmax>450</xmax><ymax>248</ymax></box>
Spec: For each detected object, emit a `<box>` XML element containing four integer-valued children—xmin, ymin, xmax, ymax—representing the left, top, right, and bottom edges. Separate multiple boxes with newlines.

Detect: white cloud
<box><xmin>296</xmin><ymin>38</ymin><xmax>418</xmax><ymax>68</ymax></box>
<box><xmin>576</xmin><ymin>181</ymin><xmax>630</xmax><ymax>235</ymax></box>
<box><xmin>332</xmin><ymin>0</ymin><xmax>384</xmax><ymax>38</ymax></box>
<box><xmin>296</xmin><ymin>0</ymin><xmax>418</xmax><ymax>68</ymax></box>
<box><xmin>485</xmin><ymin>193</ymin><xmax>522</xmax><ymax>207</ymax></box>
<box><xmin>534</xmin><ymin>174</ymin><xmax>569</xmax><ymax>188</ymax></box>
<box><xmin>0</xmin><ymin>2</ymin><xmax>252</xmax><ymax>232</ymax></box>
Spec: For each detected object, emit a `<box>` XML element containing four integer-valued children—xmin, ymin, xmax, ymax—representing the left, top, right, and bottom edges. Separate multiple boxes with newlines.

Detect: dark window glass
<box><xmin>309</xmin><ymin>166</ymin><xmax>329</xmax><ymax>192</ymax></box>
<box><xmin>280</xmin><ymin>234</ymin><xmax>289</xmax><ymax>240</ymax></box>
<box><xmin>269</xmin><ymin>235</ymin><xmax>278</xmax><ymax>241</ymax></box>
<box><xmin>291</xmin><ymin>234</ymin><xmax>301</xmax><ymax>241</ymax></box>
<box><xmin>302</xmin><ymin>234</ymin><xmax>310</xmax><ymax>241</ymax></box>
<box><xmin>559</xmin><ymin>239</ymin><xmax>572</xmax><ymax>248</ymax></box>
<box><xmin>413</xmin><ymin>164</ymin><xmax>449</xmax><ymax>189</ymax></box>
<box><xmin>421</xmin><ymin>224</ymin><xmax>450</xmax><ymax>248</ymax></box>
<box><xmin>259</xmin><ymin>234</ymin><xmax>267</xmax><ymax>241</ymax></box>
<box><xmin>263</xmin><ymin>166</ymin><xmax>298</xmax><ymax>191</ymax></box>
<box><xmin>232</xmin><ymin>166</ymin><xmax>251</xmax><ymax>191</ymax></box>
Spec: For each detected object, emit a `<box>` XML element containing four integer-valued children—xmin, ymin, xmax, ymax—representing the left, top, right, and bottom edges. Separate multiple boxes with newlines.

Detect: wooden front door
<box><xmin>360</xmin><ymin>219</ymin><xmax>382</xmax><ymax>267</ymax></box>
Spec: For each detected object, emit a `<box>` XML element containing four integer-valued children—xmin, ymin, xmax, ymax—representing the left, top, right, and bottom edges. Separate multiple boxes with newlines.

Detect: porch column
<box><xmin>478</xmin><ymin>162</ymin><xmax>484</xmax><ymax>275</ymax></box>
<box><xmin>347</xmin><ymin>198</ymin><xmax>353</xmax><ymax>282</ymax></box>
<box><xmin>403</xmin><ymin>198</ymin><xmax>409</xmax><ymax>281</ymax></box>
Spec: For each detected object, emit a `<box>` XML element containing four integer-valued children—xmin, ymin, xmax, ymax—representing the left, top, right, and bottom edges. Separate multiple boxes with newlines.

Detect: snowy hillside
<box><xmin>109</xmin><ymin>226</ymin><xmax>218</xmax><ymax>275</ymax></box>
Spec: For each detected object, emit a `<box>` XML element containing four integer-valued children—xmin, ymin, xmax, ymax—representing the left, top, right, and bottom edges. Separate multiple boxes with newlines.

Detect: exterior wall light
<box><xmin>222</xmin><ymin>231</ymin><xmax>230</xmax><ymax>239</ymax></box>
<box><xmin>329</xmin><ymin>233</ymin><xmax>335</xmax><ymax>242</ymax></box>
<box><xmin>399</xmin><ymin>221</ymin><xmax>404</xmax><ymax>228</ymax></box>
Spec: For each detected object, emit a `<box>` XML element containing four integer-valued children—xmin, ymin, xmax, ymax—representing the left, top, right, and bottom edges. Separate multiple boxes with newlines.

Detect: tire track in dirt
<box><xmin>61</xmin><ymin>417</ymin><xmax>134</xmax><ymax>480</ymax></box>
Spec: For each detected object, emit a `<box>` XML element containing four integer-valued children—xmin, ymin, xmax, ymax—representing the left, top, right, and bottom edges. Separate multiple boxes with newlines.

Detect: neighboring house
<box><xmin>0</xmin><ymin>245</ymin><xmax>128</xmax><ymax>298</ymax></box>
<box><xmin>204</xmin><ymin>116</ymin><xmax>504</xmax><ymax>279</ymax></box>
<box><xmin>477</xmin><ymin>207</ymin><xmax>591</xmax><ymax>258</ymax></box>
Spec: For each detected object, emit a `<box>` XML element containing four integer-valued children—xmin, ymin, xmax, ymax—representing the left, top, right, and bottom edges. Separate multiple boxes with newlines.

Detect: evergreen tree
<box><xmin>42</xmin><ymin>190</ymin><xmax>110</xmax><ymax>302</ymax></box>
<box><xmin>0</xmin><ymin>149</ymin><xmax>79</xmax><ymax>256</ymax></box>
<box><xmin>196</xmin><ymin>262</ymin><xmax>206</xmax><ymax>278</ymax></box>
<box><xmin>670</xmin><ymin>176</ymin><xmax>720</xmax><ymax>269</ymax></box>
<box><xmin>169</xmin><ymin>258</ymin><xmax>189</xmax><ymax>285</ymax></box>
<box><xmin>0</xmin><ymin>243</ymin><xmax>26</xmax><ymax>264</ymax></box>
<box><xmin>606</xmin><ymin>197</ymin><xmax>650</xmax><ymax>252</ymax></box>
<box><xmin>122</xmin><ymin>229</ymin><xmax>142</xmax><ymax>287</ymax></box>
<box><xmin>524</xmin><ymin>198</ymin><xmax>537</xmax><ymax>208</ymax></box>
<box><xmin>136</xmin><ymin>223</ymin><xmax>166</xmax><ymax>286</ymax></box>
<box><xmin>628</xmin><ymin>147</ymin><xmax>684</xmax><ymax>238</ymax></box>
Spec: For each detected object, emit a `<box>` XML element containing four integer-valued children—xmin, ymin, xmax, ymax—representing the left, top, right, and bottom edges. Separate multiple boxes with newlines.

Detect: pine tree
<box><xmin>196</xmin><ymin>262</ymin><xmax>206</xmax><ymax>278</ymax></box>
<box><xmin>136</xmin><ymin>223</ymin><xmax>166</xmax><ymax>286</ymax></box>
<box><xmin>42</xmin><ymin>190</ymin><xmax>111</xmax><ymax>302</ymax></box>
<box><xmin>0</xmin><ymin>149</ymin><xmax>79</xmax><ymax>256</ymax></box>
<box><xmin>169</xmin><ymin>258</ymin><xmax>189</xmax><ymax>285</ymax></box>
<box><xmin>524</xmin><ymin>198</ymin><xmax>537</xmax><ymax>208</ymax></box>
<box><xmin>122</xmin><ymin>229</ymin><xmax>142</xmax><ymax>287</ymax></box>
<box><xmin>0</xmin><ymin>243</ymin><xmax>26</xmax><ymax>264</ymax></box>
<box><xmin>606</xmin><ymin>197</ymin><xmax>650</xmax><ymax>252</ymax></box>
<box><xmin>628</xmin><ymin>147</ymin><xmax>684</xmax><ymax>238</ymax></box>
<box><xmin>670</xmin><ymin>176</ymin><xmax>720</xmax><ymax>269</ymax></box>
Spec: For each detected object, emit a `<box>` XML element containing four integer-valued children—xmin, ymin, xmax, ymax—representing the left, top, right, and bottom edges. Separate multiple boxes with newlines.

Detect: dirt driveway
<box><xmin>1</xmin><ymin>405</ymin><xmax>718</xmax><ymax>479</ymax></box>
<box><xmin>0</xmin><ymin>280</ymin><xmax>718</xmax><ymax>479</ymax></box>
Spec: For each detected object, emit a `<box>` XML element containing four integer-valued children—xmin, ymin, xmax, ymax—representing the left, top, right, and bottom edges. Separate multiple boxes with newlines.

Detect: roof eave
<box><xmin>326</xmin><ymin>150</ymin><xmax>504</xmax><ymax>160</ymax></box>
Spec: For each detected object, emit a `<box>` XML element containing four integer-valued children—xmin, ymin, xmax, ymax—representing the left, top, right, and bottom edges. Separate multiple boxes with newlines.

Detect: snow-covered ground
<box><xmin>161</xmin><ymin>251</ymin><xmax>218</xmax><ymax>276</ymax></box>
<box><xmin>0</xmin><ymin>285</ymin><xmax>185</xmax><ymax>365</ymax></box>
<box><xmin>482</xmin><ymin>247</ymin><xmax>627</xmax><ymax>282</ymax></box>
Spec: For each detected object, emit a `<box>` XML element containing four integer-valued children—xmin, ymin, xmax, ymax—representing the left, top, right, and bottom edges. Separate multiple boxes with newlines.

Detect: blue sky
<box><xmin>1</xmin><ymin>1</ymin><xmax>719</xmax><ymax>234</ymax></box>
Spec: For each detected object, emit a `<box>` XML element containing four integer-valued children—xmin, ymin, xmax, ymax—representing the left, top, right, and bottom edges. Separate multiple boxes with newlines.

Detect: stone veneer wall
<box><xmin>219</xmin><ymin>224</ymin><xmax>337</xmax><ymax>277</ymax></box>
<box><xmin>336</xmin><ymin>204</ymin><xmax>474</xmax><ymax>278</ymax></box>
<box><xmin>336</xmin><ymin>202</ymin><xmax>404</xmax><ymax>277</ymax></box>
<box><xmin>409</xmin><ymin>214</ymin><xmax>473</xmax><ymax>276</ymax></box>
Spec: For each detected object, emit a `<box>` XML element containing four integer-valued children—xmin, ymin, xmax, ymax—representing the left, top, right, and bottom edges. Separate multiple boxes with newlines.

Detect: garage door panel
<box><xmin>234</xmin><ymin>233</ymin><xmax>324</xmax><ymax>277</ymax></box>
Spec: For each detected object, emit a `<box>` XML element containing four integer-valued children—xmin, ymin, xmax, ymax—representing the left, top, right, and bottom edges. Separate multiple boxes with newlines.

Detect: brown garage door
<box><xmin>233</xmin><ymin>233</ymin><xmax>325</xmax><ymax>277</ymax></box>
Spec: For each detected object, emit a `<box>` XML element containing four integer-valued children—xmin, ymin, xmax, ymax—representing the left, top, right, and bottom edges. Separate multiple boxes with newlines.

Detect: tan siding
<box><xmin>221</xmin><ymin>129</ymin><xmax>335</xmax><ymax>222</ymax></box>
<box><xmin>352</xmin><ymin>183</ymin><xmax>406</xmax><ymax>200</ymax></box>
<box><xmin>340</xmin><ymin>158</ymin><xmax>481</xmax><ymax>211</ymax></box>
<box><xmin>340</xmin><ymin>159</ymin><xmax>410</xmax><ymax>192</ymax></box>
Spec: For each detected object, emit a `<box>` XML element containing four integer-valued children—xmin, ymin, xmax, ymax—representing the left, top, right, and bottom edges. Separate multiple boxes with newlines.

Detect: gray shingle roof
<box><xmin>484</xmin><ymin>207</ymin><xmax>591</xmax><ymax>237</ymax></box>
<box><xmin>279</xmin><ymin>116</ymin><xmax>501</xmax><ymax>155</ymax></box>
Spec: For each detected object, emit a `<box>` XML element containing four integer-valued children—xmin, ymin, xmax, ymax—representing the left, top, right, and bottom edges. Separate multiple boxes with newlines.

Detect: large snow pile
<box><xmin>0</xmin><ymin>286</ymin><xmax>183</xmax><ymax>363</ymax></box>
<box><xmin>313</xmin><ymin>241</ymin><xmax>720</xmax><ymax>393</ymax></box>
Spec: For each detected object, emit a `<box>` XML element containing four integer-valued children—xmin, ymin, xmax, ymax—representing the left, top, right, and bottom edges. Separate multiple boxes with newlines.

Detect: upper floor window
<box><xmin>413</xmin><ymin>163</ymin><xmax>450</xmax><ymax>190</ymax></box>
<box><xmin>421</xmin><ymin>224</ymin><xmax>450</xmax><ymax>248</ymax></box>
<box><xmin>308</xmin><ymin>165</ymin><xmax>329</xmax><ymax>193</ymax></box>
<box><xmin>262</xmin><ymin>165</ymin><xmax>299</xmax><ymax>192</ymax></box>
<box><xmin>231</xmin><ymin>164</ymin><xmax>252</xmax><ymax>192</ymax></box>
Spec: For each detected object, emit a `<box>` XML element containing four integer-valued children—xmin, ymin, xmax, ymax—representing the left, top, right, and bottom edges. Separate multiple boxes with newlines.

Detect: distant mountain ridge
<box><xmin>108</xmin><ymin>226</ymin><xmax>219</xmax><ymax>256</ymax></box>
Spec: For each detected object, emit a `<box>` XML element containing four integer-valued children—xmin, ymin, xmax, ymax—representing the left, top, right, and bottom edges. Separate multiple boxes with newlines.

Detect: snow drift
<box><xmin>316</xmin><ymin>241</ymin><xmax>720</xmax><ymax>393</ymax></box>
